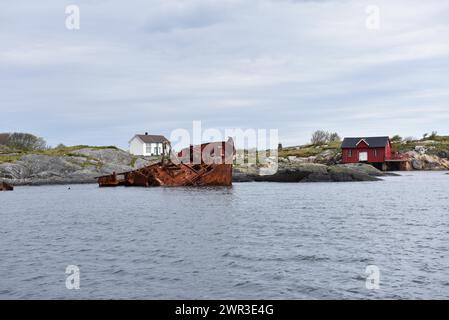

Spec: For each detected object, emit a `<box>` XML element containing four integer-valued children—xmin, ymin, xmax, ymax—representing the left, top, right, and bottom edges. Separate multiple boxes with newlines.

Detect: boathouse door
<box><xmin>359</xmin><ymin>151</ymin><xmax>368</xmax><ymax>162</ymax></box>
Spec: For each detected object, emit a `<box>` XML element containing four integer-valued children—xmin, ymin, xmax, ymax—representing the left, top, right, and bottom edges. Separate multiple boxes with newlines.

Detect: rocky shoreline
<box><xmin>0</xmin><ymin>148</ymin><xmax>155</xmax><ymax>186</ymax></box>
<box><xmin>0</xmin><ymin>147</ymin><xmax>389</xmax><ymax>186</ymax></box>
<box><xmin>1</xmin><ymin>146</ymin><xmax>448</xmax><ymax>186</ymax></box>
<box><xmin>233</xmin><ymin>162</ymin><xmax>385</xmax><ymax>183</ymax></box>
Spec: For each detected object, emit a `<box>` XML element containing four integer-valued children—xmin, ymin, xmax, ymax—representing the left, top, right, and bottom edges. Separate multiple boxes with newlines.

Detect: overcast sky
<box><xmin>1</xmin><ymin>0</ymin><xmax>449</xmax><ymax>148</ymax></box>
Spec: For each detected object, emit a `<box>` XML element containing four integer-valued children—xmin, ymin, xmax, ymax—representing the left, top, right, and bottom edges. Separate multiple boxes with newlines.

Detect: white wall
<box><xmin>129</xmin><ymin>137</ymin><xmax>145</xmax><ymax>155</ymax></box>
<box><xmin>144</xmin><ymin>143</ymin><xmax>163</xmax><ymax>156</ymax></box>
<box><xmin>129</xmin><ymin>137</ymin><xmax>163</xmax><ymax>156</ymax></box>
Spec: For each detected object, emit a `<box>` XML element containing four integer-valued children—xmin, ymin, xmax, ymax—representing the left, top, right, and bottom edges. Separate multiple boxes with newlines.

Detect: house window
<box><xmin>154</xmin><ymin>145</ymin><xmax>159</xmax><ymax>155</ymax></box>
<box><xmin>374</xmin><ymin>149</ymin><xmax>378</xmax><ymax>158</ymax></box>
<box><xmin>146</xmin><ymin>144</ymin><xmax>151</xmax><ymax>154</ymax></box>
<box><xmin>348</xmin><ymin>150</ymin><xmax>352</xmax><ymax>157</ymax></box>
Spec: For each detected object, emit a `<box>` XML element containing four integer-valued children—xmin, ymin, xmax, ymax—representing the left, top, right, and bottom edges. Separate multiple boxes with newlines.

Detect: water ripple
<box><xmin>1</xmin><ymin>171</ymin><xmax>448</xmax><ymax>299</ymax></box>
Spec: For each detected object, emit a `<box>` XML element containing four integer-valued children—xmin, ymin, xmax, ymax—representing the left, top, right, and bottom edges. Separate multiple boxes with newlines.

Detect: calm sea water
<box><xmin>1</xmin><ymin>171</ymin><xmax>449</xmax><ymax>299</ymax></box>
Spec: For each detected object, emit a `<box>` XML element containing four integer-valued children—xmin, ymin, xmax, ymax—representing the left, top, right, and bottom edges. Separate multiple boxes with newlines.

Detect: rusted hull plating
<box><xmin>98</xmin><ymin>163</ymin><xmax>233</xmax><ymax>187</ymax></box>
<box><xmin>97</xmin><ymin>138</ymin><xmax>235</xmax><ymax>187</ymax></box>
<box><xmin>0</xmin><ymin>182</ymin><xmax>14</xmax><ymax>191</ymax></box>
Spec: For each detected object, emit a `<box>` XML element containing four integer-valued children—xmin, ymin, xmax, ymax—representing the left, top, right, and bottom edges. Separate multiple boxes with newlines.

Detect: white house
<box><xmin>129</xmin><ymin>133</ymin><xmax>169</xmax><ymax>156</ymax></box>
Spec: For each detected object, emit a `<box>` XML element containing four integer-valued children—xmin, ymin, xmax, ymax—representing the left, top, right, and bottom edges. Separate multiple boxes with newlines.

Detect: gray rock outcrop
<box><xmin>406</xmin><ymin>151</ymin><xmax>449</xmax><ymax>170</ymax></box>
<box><xmin>233</xmin><ymin>162</ymin><xmax>381</xmax><ymax>183</ymax></box>
<box><xmin>0</xmin><ymin>148</ymin><xmax>155</xmax><ymax>185</ymax></box>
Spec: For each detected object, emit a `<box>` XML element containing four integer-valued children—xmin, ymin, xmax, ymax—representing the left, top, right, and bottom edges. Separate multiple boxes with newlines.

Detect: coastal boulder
<box><xmin>233</xmin><ymin>162</ymin><xmax>380</xmax><ymax>183</ymax></box>
<box><xmin>76</xmin><ymin>148</ymin><xmax>135</xmax><ymax>166</ymax></box>
<box><xmin>327</xmin><ymin>166</ymin><xmax>379</xmax><ymax>182</ymax></box>
<box><xmin>233</xmin><ymin>164</ymin><xmax>259</xmax><ymax>182</ymax></box>
<box><xmin>0</xmin><ymin>161</ymin><xmax>31</xmax><ymax>180</ymax></box>
<box><xmin>411</xmin><ymin>159</ymin><xmax>423</xmax><ymax>170</ymax></box>
<box><xmin>315</xmin><ymin>149</ymin><xmax>340</xmax><ymax>165</ymax></box>
<box><xmin>0</xmin><ymin>147</ymin><xmax>152</xmax><ymax>185</ymax></box>
<box><xmin>407</xmin><ymin>152</ymin><xmax>449</xmax><ymax>170</ymax></box>
<box><xmin>437</xmin><ymin>151</ymin><xmax>449</xmax><ymax>160</ymax></box>
<box><xmin>336</xmin><ymin>163</ymin><xmax>384</xmax><ymax>176</ymax></box>
<box><xmin>254</xmin><ymin>163</ymin><xmax>330</xmax><ymax>182</ymax></box>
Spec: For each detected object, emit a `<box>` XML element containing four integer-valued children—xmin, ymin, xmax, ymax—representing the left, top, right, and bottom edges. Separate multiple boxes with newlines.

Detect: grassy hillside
<box><xmin>2</xmin><ymin>135</ymin><xmax>448</xmax><ymax>166</ymax></box>
<box><xmin>391</xmin><ymin>135</ymin><xmax>449</xmax><ymax>156</ymax></box>
<box><xmin>0</xmin><ymin>145</ymin><xmax>119</xmax><ymax>164</ymax></box>
<box><xmin>278</xmin><ymin>141</ymin><xmax>341</xmax><ymax>158</ymax></box>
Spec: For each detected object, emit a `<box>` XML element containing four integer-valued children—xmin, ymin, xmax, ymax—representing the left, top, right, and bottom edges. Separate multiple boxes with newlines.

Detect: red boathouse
<box><xmin>341</xmin><ymin>136</ymin><xmax>410</xmax><ymax>171</ymax></box>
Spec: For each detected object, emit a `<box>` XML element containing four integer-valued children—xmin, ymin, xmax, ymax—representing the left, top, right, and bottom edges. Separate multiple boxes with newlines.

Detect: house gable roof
<box><xmin>132</xmin><ymin>134</ymin><xmax>169</xmax><ymax>144</ymax></box>
<box><xmin>342</xmin><ymin>136</ymin><xmax>390</xmax><ymax>148</ymax></box>
<box><xmin>356</xmin><ymin>139</ymin><xmax>369</xmax><ymax>147</ymax></box>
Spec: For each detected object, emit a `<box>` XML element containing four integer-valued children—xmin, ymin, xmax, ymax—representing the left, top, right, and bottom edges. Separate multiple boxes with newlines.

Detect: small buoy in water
<box><xmin>68</xmin><ymin>187</ymin><xmax>71</xmax><ymax>190</ymax></box>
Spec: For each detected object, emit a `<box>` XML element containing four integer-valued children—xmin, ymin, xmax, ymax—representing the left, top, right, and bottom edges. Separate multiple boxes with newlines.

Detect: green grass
<box><xmin>431</xmin><ymin>135</ymin><xmax>449</xmax><ymax>142</ymax></box>
<box><xmin>278</xmin><ymin>141</ymin><xmax>342</xmax><ymax>158</ymax></box>
<box><xmin>37</xmin><ymin>145</ymin><xmax>118</xmax><ymax>157</ymax></box>
<box><xmin>0</xmin><ymin>154</ymin><xmax>22</xmax><ymax>163</ymax></box>
<box><xmin>392</xmin><ymin>136</ymin><xmax>449</xmax><ymax>156</ymax></box>
<box><xmin>0</xmin><ymin>145</ymin><xmax>119</xmax><ymax>164</ymax></box>
<box><xmin>278</xmin><ymin>147</ymin><xmax>322</xmax><ymax>158</ymax></box>
<box><xmin>397</xmin><ymin>143</ymin><xmax>449</xmax><ymax>155</ymax></box>
<box><xmin>130</xmin><ymin>156</ymin><xmax>138</xmax><ymax>168</ymax></box>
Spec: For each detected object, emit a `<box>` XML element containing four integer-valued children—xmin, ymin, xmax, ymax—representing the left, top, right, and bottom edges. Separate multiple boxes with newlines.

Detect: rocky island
<box><xmin>0</xmin><ymin>145</ymin><xmax>383</xmax><ymax>185</ymax></box>
<box><xmin>1</xmin><ymin>132</ymin><xmax>448</xmax><ymax>186</ymax></box>
<box><xmin>0</xmin><ymin>145</ymin><xmax>156</xmax><ymax>186</ymax></box>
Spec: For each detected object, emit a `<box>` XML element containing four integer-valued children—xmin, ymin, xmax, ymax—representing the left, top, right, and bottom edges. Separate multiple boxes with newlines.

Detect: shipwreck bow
<box><xmin>97</xmin><ymin>137</ymin><xmax>235</xmax><ymax>187</ymax></box>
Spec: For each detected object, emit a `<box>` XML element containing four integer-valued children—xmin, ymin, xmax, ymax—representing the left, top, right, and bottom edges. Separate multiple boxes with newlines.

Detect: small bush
<box><xmin>429</xmin><ymin>131</ymin><xmax>438</xmax><ymax>140</ymax></box>
<box><xmin>391</xmin><ymin>135</ymin><xmax>403</xmax><ymax>143</ymax></box>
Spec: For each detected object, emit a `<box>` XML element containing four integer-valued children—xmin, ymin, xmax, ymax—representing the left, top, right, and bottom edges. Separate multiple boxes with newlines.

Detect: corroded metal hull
<box><xmin>98</xmin><ymin>163</ymin><xmax>233</xmax><ymax>187</ymax></box>
<box><xmin>97</xmin><ymin>138</ymin><xmax>235</xmax><ymax>187</ymax></box>
<box><xmin>0</xmin><ymin>182</ymin><xmax>14</xmax><ymax>191</ymax></box>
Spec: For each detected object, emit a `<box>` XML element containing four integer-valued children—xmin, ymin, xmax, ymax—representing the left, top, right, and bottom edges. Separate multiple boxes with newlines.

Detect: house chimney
<box><xmin>145</xmin><ymin>132</ymin><xmax>148</xmax><ymax>135</ymax></box>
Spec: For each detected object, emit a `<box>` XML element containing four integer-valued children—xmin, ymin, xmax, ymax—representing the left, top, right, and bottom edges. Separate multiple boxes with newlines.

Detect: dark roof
<box><xmin>135</xmin><ymin>134</ymin><xmax>169</xmax><ymax>144</ymax></box>
<box><xmin>0</xmin><ymin>133</ymin><xmax>10</xmax><ymax>145</ymax></box>
<box><xmin>341</xmin><ymin>136</ymin><xmax>390</xmax><ymax>148</ymax></box>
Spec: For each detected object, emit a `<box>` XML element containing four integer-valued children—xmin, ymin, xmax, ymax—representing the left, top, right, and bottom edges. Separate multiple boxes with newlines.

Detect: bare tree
<box><xmin>6</xmin><ymin>133</ymin><xmax>47</xmax><ymax>151</ymax></box>
<box><xmin>311</xmin><ymin>130</ymin><xmax>329</xmax><ymax>145</ymax></box>
<box><xmin>0</xmin><ymin>133</ymin><xmax>10</xmax><ymax>145</ymax></box>
<box><xmin>311</xmin><ymin>130</ymin><xmax>341</xmax><ymax>145</ymax></box>
<box><xmin>328</xmin><ymin>132</ymin><xmax>341</xmax><ymax>142</ymax></box>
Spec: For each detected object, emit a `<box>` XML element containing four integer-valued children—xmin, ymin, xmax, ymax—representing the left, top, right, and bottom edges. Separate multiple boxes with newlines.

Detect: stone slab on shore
<box><xmin>233</xmin><ymin>163</ymin><xmax>382</xmax><ymax>183</ymax></box>
<box><xmin>0</xmin><ymin>148</ymin><xmax>155</xmax><ymax>186</ymax></box>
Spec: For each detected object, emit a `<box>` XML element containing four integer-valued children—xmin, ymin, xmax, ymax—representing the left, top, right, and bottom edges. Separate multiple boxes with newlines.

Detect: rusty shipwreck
<box><xmin>0</xmin><ymin>181</ymin><xmax>14</xmax><ymax>191</ymax></box>
<box><xmin>97</xmin><ymin>138</ymin><xmax>235</xmax><ymax>187</ymax></box>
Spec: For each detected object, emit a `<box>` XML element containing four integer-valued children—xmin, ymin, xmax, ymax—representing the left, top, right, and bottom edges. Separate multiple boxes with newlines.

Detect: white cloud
<box><xmin>0</xmin><ymin>0</ymin><xmax>448</xmax><ymax>147</ymax></box>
